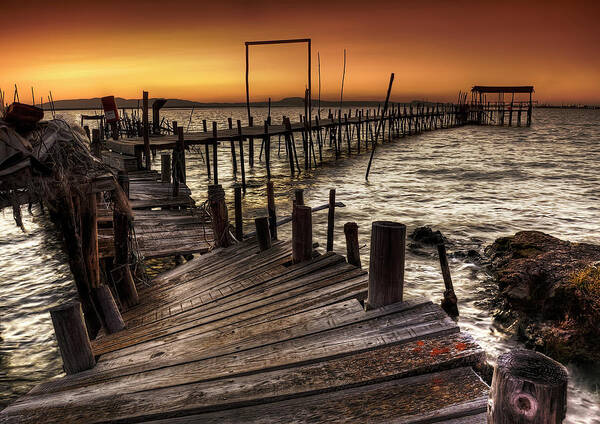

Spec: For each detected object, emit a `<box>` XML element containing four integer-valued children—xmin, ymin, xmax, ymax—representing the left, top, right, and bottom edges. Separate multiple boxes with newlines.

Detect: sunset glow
<box><xmin>2</xmin><ymin>0</ymin><xmax>599</xmax><ymax>104</ymax></box>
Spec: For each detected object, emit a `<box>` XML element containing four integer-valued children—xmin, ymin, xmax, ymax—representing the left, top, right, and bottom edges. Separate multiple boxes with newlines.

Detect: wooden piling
<box><xmin>112</xmin><ymin>179</ymin><xmax>138</xmax><ymax>308</ymax></box>
<box><xmin>292</xmin><ymin>204</ymin><xmax>312</xmax><ymax>264</ymax></box>
<box><xmin>234</xmin><ymin>184</ymin><xmax>243</xmax><ymax>241</ymax></box>
<box><xmin>367</xmin><ymin>221</ymin><xmax>405</xmax><ymax>308</ymax></box>
<box><xmin>92</xmin><ymin>285</ymin><xmax>125</xmax><ymax>334</ymax></box>
<box><xmin>142</xmin><ymin>91</ymin><xmax>150</xmax><ymax>170</ymax></box>
<box><xmin>437</xmin><ymin>243</ymin><xmax>459</xmax><ymax>317</ymax></box>
<box><xmin>236</xmin><ymin>120</ymin><xmax>246</xmax><ymax>193</ymax></box>
<box><xmin>294</xmin><ymin>188</ymin><xmax>304</xmax><ymax>206</ymax></box>
<box><xmin>80</xmin><ymin>191</ymin><xmax>100</xmax><ymax>289</ymax></box>
<box><xmin>254</xmin><ymin>216</ymin><xmax>272</xmax><ymax>251</ymax></box>
<box><xmin>161</xmin><ymin>154</ymin><xmax>171</xmax><ymax>183</ymax></box>
<box><xmin>488</xmin><ymin>350</ymin><xmax>568</xmax><ymax>424</ymax></box>
<box><xmin>172</xmin><ymin>121</ymin><xmax>178</xmax><ymax>135</ymax></box>
<box><xmin>248</xmin><ymin>116</ymin><xmax>254</xmax><ymax>167</ymax></box>
<box><xmin>172</xmin><ymin>127</ymin><xmax>186</xmax><ymax>197</ymax></box>
<box><xmin>208</xmin><ymin>184</ymin><xmax>229</xmax><ymax>248</ymax></box>
<box><xmin>91</xmin><ymin>129</ymin><xmax>101</xmax><ymax>158</ymax></box>
<box><xmin>49</xmin><ymin>302</ymin><xmax>95</xmax><ymax>375</ymax></box>
<box><xmin>264</xmin><ymin>121</ymin><xmax>271</xmax><ymax>180</ymax></box>
<box><xmin>228</xmin><ymin>118</ymin><xmax>237</xmax><ymax>177</ymax></box>
<box><xmin>343</xmin><ymin>222</ymin><xmax>361</xmax><ymax>267</ymax></box>
<box><xmin>266</xmin><ymin>181</ymin><xmax>277</xmax><ymax>240</ymax></box>
<box><xmin>212</xmin><ymin>122</ymin><xmax>219</xmax><ymax>185</ymax></box>
<box><xmin>326</xmin><ymin>188</ymin><xmax>335</xmax><ymax>251</ymax></box>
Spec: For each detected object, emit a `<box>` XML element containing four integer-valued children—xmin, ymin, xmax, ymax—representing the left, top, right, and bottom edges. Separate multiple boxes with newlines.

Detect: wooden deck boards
<box><xmin>97</xmin><ymin>171</ymin><xmax>212</xmax><ymax>260</ymax></box>
<box><xmin>0</xmin><ymin>238</ymin><xmax>488</xmax><ymax>423</ymax></box>
<box><xmin>104</xmin><ymin>114</ymin><xmax>390</xmax><ymax>155</ymax></box>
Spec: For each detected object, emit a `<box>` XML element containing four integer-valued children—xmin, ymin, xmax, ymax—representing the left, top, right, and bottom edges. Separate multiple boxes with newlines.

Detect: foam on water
<box><xmin>1</xmin><ymin>107</ymin><xmax>598</xmax><ymax>422</ymax></box>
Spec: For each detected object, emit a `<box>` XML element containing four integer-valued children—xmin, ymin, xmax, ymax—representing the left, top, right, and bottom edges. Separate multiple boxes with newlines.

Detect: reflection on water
<box><xmin>1</xmin><ymin>107</ymin><xmax>599</xmax><ymax>422</ymax></box>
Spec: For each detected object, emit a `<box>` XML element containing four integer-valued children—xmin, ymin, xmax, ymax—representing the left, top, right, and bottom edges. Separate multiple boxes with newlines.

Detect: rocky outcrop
<box><xmin>486</xmin><ymin>231</ymin><xmax>600</xmax><ymax>363</ymax></box>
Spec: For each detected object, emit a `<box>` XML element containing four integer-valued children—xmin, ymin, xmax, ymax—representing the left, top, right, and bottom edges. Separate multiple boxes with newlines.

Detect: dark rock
<box><xmin>485</xmin><ymin>231</ymin><xmax>600</xmax><ymax>363</ymax></box>
<box><xmin>409</xmin><ymin>226</ymin><xmax>447</xmax><ymax>246</ymax></box>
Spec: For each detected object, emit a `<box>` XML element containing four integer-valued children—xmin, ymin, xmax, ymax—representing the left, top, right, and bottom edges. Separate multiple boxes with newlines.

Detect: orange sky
<box><xmin>2</xmin><ymin>0</ymin><xmax>599</xmax><ymax>104</ymax></box>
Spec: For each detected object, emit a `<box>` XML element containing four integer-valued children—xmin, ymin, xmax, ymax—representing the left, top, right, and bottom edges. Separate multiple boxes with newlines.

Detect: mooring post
<box><xmin>437</xmin><ymin>243</ymin><xmax>459</xmax><ymax>316</ymax></box>
<box><xmin>81</xmin><ymin>191</ymin><xmax>100</xmax><ymax>289</ymax></box>
<box><xmin>236</xmin><ymin>120</ymin><xmax>246</xmax><ymax>193</ymax></box>
<box><xmin>326</xmin><ymin>188</ymin><xmax>335</xmax><ymax>251</ymax></box>
<box><xmin>208</xmin><ymin>184</ymin><xmax>229</xmax><ymax>248</ymax></box>
<box><xmin>212</xmin><ymin>122</ymin><xmax>219</xmax><ymax>185</ymax></box>
<box><xmin>172</xmin><ymin>127</ymin><xmax>186</xmax><ymax>197</ymax></box>
<box><xmin>264</xmin><ymin>121</ymin><xmax>271</xmax><ymax>179</ymax></box>
<box><xmin>91</xmin><ymin>128</ymin><xmax>101</xmax><ymax>158</ymax></box>
<box><xmin>228</xmin><ymin>118</ymin><xmax>237</xmax><ymax>177</ymax></box>
<box><xmin>142</xmin><ymin>91</ymin><xmax>150</xmax><ymax>170</ymax></box>
<box><xmin>344</xmin><ymin>222</ymin><xmax>361</xmax><ymax>267</ymax></box>
<box><xmin>367</xmin><ymin>221</ymin><xmax>405</xmax><ymax>309</ymax></box>
<box><xmin>266</xmin><ymin>181</ymin><xmax>277</xmax><ymax>240</ymax></box>
<box><xmin>113</xmin><ymin>177</ymin><xmax>138</xmax><ymax>308</ymax></box>
<box><xmin>292</xmin><ymin>204</ymin><xmax>312</xmax><ymax>264</ymax></box>
<box><xmin>234</xmin><ymin>184</ymin><xmax>243</xmax><ymax>241</ymax></box>
<box><xmin>202</xmin><ymin>120</ymin><xmax>211</xmax><ymax>179</ymax></box>
<box><xmin>161</xmin><ymin>154</ymin><xmax>171</xmax><ymax>183</ymax></box>
<box><xmin>248</xmin><ymin>116</ymin><xmax>254</xmax><ymax>167</ymax></box>
<box><xmin>92</xmin><ymin>285</ymin><xmax>125</xmax><ymax>333</ymax></box>
<box><xmin>294</xmin><ymin>188</ymin><xmax>304</xmax><ymax>206</ymax></box>
<box><xmin>50</xmin><ymin>302</ymin><xmax>96</xmax><ymax>375</ymax></box>
<box><xmin>488</xmin><ymin>350</ymin><xmax>568</xmax><ymax>424</ymax></box>
<box><xmin>172</xmin><ymin>121</ymin><xmax>178</xmax><ymax>135</ymax></box>
<box><xmin>255</xmin><ymin>216</ymin><xmax>272</xmax><ymax>251</ymax></box>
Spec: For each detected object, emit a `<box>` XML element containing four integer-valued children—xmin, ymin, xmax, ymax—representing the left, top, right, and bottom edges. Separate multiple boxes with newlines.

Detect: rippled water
<box><xmin>1</xmin><ymin>107</ymin><xmax>599</xmax><ymax>422</ymax></box>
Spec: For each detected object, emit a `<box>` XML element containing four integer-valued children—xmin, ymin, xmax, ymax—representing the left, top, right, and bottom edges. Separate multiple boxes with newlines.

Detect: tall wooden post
<box><xmin>228</xmin><ymin>118</ymin><xmax>237</xmax><ymax>177</ymax></box>
<box><xmin>212</xmin><ymin>122</ymin><xmax>219</xmax><ymax>185</ymax></box>
<box><xmin>248</xmin><ymin>116</ymin><xmax>254</xmax><ymax>168</ymax></box>
<box><xmin>266</xmin><ymin>181</ymin><xmax>277</xmax><ymax>240</ymax></box>
<box><xmin>488</xmin><ymin>350</ymin><xmax>568</xmax><ymax>424</ymax></box>
<box><xmin>367</xmin><ymin>221</ymin><xmax>405</xmax><ymax>308</ymax></box>
<box><xmin>255</xmin><ymin>216</ymin><xmax>272</xmax><ymax>251</ymax></box>
<box><xmin>113</xmin><ymin>180</ymin><xmax>138</xmax><ymax>308</ymax></box>
<box><xmin>208</xmin><ymin>184</ymin><xmax>229</xmax><ymax>248</ymax></box>
<box><xmin>50</xmin><ymin>302</ymin><xmax>96</xmax><ymax>375</ymax></box>
<box><xmin>142</xmin><ymin>91</ymin><xmax>150</xmax><ymax>170</ymax></box>
<box><xmin>234</xmin><ymin>184</ymin><xmax>243</xmax><ymax>241</ymax></box>
<box><xmin>236</xmin><ymin>120</ymin><xmax>246</xmax><ymax>194</ymax></box>
<box><xmin>91</xmin><ymin>129</ymin><xmax>101</xmax><ymax>158</ymax></box>
<box><xmin>344</xmin><ymin>222</ymin><xmax>361</xmax><ymax>267</ymax></box>
<box><xmin>161</xmin><ymin>154</ymin><xmax>171</xmax><ymax>183</ymax></box>
<box><xmin>326</xmin><ymin>188</ymin><xmax>335</xmax><ymax>251</ymax></box>
<box><xmin>80</xmin><ymin>191</ymin><xmax>100</xmax><ymax>289</ymax></box>
<box><xmin>292</xmin><ymin>205</ymin><xmax>312</xmax><ymax>264</ymax></box>
<box><xmin>203</xmin><ymin>120</ymin><xmax>211</xmax><ymax>180</ymax></box>
<box><xmin>172</xmin><ymin>127</ymin><xmax>185</xmax><ymax>197</ymax></box>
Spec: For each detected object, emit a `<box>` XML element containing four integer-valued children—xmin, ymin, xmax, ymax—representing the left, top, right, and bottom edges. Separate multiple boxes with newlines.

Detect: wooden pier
<box><xmin>0</xmin><ymin>234</ymin><xmax>489</xmax><ymax>423</ymax></box>
<box><xmin>103</xmin><ymin>102</ymin><xmax>467</xmax><ymax>189</ymax></box>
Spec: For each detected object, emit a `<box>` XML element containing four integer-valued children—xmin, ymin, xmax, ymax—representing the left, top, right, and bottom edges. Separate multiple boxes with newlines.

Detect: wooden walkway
<box><xmin>98</xmin><ymin>170</ymin><xmax>213</xmax><ymax>260</ymax></box>
<box><xmin>0</xmin><ymin>238</ymin><xmax>488</xmax><ymax>423</ymax></box>
<box><xmin>105</xmin><ymin>108</ymin><xmax>460</xmax><ymax>157</ymax></box>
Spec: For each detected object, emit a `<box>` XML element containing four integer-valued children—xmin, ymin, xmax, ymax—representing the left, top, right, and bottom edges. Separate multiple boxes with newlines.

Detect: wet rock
<box><xmin>485</xmin><ymin>231</ymin><xmax>600</xmax><ymax>363</ymax></box>
<box><xmin>409</xmin><ymin>226</ymin><xmax>447</xmax><ymax>246</ymax></box>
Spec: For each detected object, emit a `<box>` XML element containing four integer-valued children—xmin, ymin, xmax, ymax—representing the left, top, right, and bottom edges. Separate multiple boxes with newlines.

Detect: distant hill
<box><xmin>37</xmin><ymin>96</ymin><xmax>414</xmax><ymax>111</ymax></box>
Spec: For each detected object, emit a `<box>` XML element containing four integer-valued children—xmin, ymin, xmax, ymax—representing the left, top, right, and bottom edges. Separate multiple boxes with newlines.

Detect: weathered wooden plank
<box><xmin>136</xmin><ymin>368</ymin><xmax>486</xmax><ymax>424</ymax></box>
<box><xmin>3</xmin><ymin>337</ymin><xmax>484</xmax><ymax>424</ymax></box>
<box><xmin>28</xmin><ymin>302</ymin><xmax>457</xmax><ymax>397</ymax></box>
<box><xmin>93</xmin><ymin>261</ymin><xmax>363</xmax><ymax>356</ymax></box>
